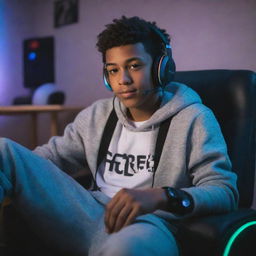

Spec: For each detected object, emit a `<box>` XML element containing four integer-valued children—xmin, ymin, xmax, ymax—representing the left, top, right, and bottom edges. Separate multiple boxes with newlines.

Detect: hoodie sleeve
<box><xmin>33</xmin><ymin>110</ymin><xmax>87</xmax><ymax>175</ymax></box>
<box><xmin>182</xmin><ymin>108</ymin><xmax>239</xmax><ymax>216</ymax></box>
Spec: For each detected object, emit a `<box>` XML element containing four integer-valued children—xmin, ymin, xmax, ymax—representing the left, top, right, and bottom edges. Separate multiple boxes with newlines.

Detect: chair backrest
<box><xmin>173</xmin><ymin>70</ymin><xmax>256</xmax><ymax>208</ymax></box>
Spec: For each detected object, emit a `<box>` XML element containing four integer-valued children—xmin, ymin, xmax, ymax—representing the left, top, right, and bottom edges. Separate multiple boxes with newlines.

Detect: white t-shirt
<box><xmin>96</xmin><ymin>121</ymin><xmax>156</xmax><ymax>197</ymax></box>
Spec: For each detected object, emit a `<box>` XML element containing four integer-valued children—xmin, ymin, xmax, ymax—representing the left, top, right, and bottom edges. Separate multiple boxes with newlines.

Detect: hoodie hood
<box><xmin>114</xmin><ymin>82</ymin><xmax>202</xmax><ymax>131</ymax></box>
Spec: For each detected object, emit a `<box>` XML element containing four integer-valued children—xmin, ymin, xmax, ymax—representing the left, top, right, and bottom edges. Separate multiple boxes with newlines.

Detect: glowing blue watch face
<box><xmin>168</xmin><ymin>189</ymin><xmax>175</xmax><ymax>197</ymax></box>
<box><xmin>182</xmin><ymin>198</ymin><xmax>191</xmax><ymax>208</ymax></box>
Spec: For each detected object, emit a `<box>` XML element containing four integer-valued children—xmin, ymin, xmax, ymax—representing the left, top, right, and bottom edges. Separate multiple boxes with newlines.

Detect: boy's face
<box><xmin>105</xmin><ymin>43</ymin><xmax>160</xmax><ymax>117</ymax></box>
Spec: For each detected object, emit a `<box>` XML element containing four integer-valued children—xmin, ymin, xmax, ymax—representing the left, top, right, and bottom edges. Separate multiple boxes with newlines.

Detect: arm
<box><xmin>33</xmin><ymin>110</ymin><xmax>87</xmax><ymax>175</ymax></box>
<box><xmin>183</xmin><ymin>108</ymin><xmax>239</xmax><ymax>215</ymax></box>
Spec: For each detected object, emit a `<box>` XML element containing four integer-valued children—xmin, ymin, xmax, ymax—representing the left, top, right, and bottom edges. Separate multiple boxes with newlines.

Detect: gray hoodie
<box><xmin>34</xmin><ymin>82</ymin><xmax>238</xmax><ymax>220</ymax></box>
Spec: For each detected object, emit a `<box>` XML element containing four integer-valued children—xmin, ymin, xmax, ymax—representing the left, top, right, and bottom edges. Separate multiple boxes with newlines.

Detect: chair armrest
<box><xmin>176</xmin><ymin>208</ymin><xmax>256</xmax><ymax>256</ymax></box>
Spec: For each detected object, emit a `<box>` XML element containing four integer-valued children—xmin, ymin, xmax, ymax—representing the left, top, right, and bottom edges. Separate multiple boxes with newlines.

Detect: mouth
<box><xmin>118</xmin><ymin>89</ymin><xmax>137</xmax><ymax>98</ymax></box>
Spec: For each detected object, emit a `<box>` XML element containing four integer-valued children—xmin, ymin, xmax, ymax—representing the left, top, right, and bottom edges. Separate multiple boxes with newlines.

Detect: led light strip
<box><xmin>223</xmin><ymin>221</ymin><xmax>256</xmax><ymax>256</ymax></box>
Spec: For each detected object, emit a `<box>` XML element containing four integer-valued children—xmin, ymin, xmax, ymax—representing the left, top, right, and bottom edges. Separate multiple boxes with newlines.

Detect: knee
<box><xmin>0</xmin><ymin>138</ymin><xmax>24</xmax><ymax>157</ymax></box>
<box><xmin>0</xmin><ymin>137</ymin><xmax>12</xmax><ymax>149</ymax></box>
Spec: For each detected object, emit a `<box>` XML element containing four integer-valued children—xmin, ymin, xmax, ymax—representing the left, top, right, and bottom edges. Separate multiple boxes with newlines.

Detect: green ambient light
<box><xmin>223</xmin><ymin>221</ymin><xmax>256</xmax><ymax>256</ymax></box>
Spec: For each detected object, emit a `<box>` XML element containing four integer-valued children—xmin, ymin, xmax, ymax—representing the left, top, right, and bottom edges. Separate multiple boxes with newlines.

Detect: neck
<box><xmin>127</xmin><ymin>93</ymin><xmax>162</xmax><ymax>122</ymax></box>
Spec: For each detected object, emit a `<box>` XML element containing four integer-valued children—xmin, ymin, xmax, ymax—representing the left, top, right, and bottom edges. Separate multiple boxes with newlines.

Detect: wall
<box><xmin>1</xmin><ymin>0</ymin><xmax>256</xmax><ymax>206</ymax></box>
<box><xmin>2</xmin><ymin>0</ymin><xmax>256</xmax><ymax>107</ymax></box>
<box><xmin>0</xmin><ymin>0</ymin><xmax>37</xmax><ymax>147</ymax></box>
<box><xmin>2</xmin><ymin>0</ymin><xmax>256</xmax><ymax>132</ymax></box>
<box><xmin>31</xmin><ymin>0</ymin><xmax>256</xmax><ymax>108</ymax></box>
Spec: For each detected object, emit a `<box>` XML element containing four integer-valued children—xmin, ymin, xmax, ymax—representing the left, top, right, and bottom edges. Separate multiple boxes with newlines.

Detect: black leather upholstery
<box><xmin>173</xmin><ymin>70</ymin><xmax>256</xmax><ymax>256</ymax></box>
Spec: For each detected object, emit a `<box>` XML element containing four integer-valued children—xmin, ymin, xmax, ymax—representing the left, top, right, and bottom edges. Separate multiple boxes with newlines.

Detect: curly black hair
<box><xmin>96</xmin><ymin>16</ymin><xmax>171</xmax><ymax>62</ymax></box>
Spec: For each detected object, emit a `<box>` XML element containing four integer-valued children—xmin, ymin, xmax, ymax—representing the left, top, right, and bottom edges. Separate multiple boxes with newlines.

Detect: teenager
<box><xmin>0</xmin><ymin>16</ymin><xmax>238</xmax><ymax>255</ymax></box>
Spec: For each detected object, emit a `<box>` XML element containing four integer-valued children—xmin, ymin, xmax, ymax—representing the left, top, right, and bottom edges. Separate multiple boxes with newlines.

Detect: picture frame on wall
<box><xmin>54</xmin><ymin>0</ymin><xmax>79</xmax><ymax>28</ymax></box>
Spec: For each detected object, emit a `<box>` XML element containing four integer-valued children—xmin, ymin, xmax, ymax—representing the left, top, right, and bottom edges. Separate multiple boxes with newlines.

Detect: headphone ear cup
<box><xmin>162</xmin><ymin>55</ymin><xmax>176</xmax><ymax>86</ymax></box>
<box><xmin>154</xmin><ymin>55</ymin><xmax>176</xmax><ymax>88</ymax></box>
<box><xmin>103</xmin><ymin>69</ymin><xmax>113</xmax><ymax>91</ymax></box>
<box><xmin>152</xmin><ymin>56</ymin><xmax>161</xmax><ymax>87</ymax></box>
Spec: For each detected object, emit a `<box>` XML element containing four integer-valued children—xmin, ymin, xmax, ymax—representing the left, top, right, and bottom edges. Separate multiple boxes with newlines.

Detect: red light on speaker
<box><xmin>29</xmin><ymin>40</ymin><xmax>40</xmax><ymax>49</ymax></box>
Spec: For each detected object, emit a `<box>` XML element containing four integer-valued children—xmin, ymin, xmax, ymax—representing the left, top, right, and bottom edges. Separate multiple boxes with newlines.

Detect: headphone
<box><xmin>103</xmin><ymin>27</ymin><xmax>176</xmax><ymax>91</ymax></box>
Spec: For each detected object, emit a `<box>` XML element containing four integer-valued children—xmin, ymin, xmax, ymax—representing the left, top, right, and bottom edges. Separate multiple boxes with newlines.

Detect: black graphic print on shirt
<box><xmin>105</xmin><ymin>151</ymin><xmax>155</xmax><ymax>176</ymax></box>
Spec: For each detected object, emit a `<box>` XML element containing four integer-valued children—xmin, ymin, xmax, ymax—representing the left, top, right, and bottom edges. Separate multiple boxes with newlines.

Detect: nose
<box><xmin>118</xmin><ymin>70</ymin><xmax>132</xmax><ymax>85</ymax></box>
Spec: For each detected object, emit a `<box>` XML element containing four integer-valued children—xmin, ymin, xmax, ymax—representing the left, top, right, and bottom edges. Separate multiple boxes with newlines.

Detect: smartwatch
<box><xmin>162</xmin><ymin>187</ymin><xmax>194</xmax><ymax>215</ymax></box>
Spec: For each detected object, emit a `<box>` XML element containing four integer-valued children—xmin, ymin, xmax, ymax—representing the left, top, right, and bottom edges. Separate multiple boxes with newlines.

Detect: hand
<box><xmin>104</xmin><ymin>188</ymin><xmax>167</xmax><ymax>233</ymax></box>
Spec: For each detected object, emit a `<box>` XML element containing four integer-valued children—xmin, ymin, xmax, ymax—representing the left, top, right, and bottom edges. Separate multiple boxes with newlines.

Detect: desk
<box><xmin>0</xmin><ymin>105</ymin><xmax>84</xmax><ymax>148</ymax></box>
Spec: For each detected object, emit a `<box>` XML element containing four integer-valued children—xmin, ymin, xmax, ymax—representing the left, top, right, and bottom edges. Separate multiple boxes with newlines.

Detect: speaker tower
<box><xmin>23</xmin><ymin>36</ymin><xmax>55</xmax><ymax>89</ymax></box>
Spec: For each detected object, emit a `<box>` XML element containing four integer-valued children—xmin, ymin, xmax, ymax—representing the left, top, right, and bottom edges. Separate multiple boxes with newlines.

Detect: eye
<box><xmin>107</xmin><ymin>68</ymin><xmax>118</xmax><ymax>75</ymax></box>
<box><xmin>129</xmin><ymin>63</ymin><xmax>142</xmax><ymax>70</ymax></box>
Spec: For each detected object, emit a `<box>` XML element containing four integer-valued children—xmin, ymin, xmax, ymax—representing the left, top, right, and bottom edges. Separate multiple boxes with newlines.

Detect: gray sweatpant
<box><xmin>0</xmin><ymin>138</ymin><xmax>179</xmax><ymax>255</ymax></box>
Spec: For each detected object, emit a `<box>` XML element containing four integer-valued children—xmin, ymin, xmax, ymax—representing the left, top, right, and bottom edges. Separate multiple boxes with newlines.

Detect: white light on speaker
<box><xmin>32</xmin><ymin>83</ymin><xmax>59</xmax><ymax>105</ymax></box>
